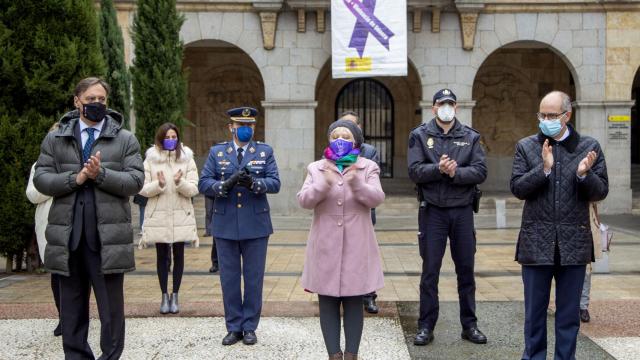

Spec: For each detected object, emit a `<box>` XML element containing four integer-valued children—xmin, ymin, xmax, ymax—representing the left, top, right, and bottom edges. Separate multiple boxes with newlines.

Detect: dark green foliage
<box><xmin>0</xmin><ymin>0</ymin><xmax>105</xmax><ymax>261</ymax></box>
<box><xmin>100</xmin><ymin>0</ymin><xmax>131</xmax><ymax>128</ymax></box>
<box><xmin>131</xmin><ymin>0</ymin><xmax>187</xmax><ymax>150</ymax></box>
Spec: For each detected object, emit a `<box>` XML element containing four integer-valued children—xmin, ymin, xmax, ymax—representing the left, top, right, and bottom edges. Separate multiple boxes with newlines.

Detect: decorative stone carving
<box><xmin>459</xmin><ymin>12</ymin><xmax>479</xmax><ymax>50</ymax></box>
<box><xmin>413</xmin><ymin>9</ymin><xmax>422</xmax><ymax>33</ymax></box>
<box><xmin>316</xmin><ymin>9</ymin><xmax>326</xmax><ymax>33</ymax></box>
<box><xmin>431</xmin><ymin>7</ymin><xmax>441</xmax><ymax>33</ymax></box>
<box><xmin>259</xmin><ymin>12</ymin><xmax>278</xmax><ymax>50</ymax></box>
<box><xmin>297</xmin><ymin>9</ymin><xmax>306</xmax><ymax>33</ymax></box>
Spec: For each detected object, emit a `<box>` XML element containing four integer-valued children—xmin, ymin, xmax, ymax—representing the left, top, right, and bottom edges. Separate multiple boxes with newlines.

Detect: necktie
<box><xmin>83</xmin><ymin>128</ymin><xmax>96</xmax><ymax>162</ymax></box>
<box><xmin>237</xmin><ymin>147</ymin><xmax>244</xmax><ymax>164</ymax></box>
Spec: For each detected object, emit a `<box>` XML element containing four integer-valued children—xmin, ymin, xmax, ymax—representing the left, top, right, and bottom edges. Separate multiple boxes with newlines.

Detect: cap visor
<box><xmin>435</xmin><ymin>96</ymin><xmax>456</xmax><ymax>104</ymax></box>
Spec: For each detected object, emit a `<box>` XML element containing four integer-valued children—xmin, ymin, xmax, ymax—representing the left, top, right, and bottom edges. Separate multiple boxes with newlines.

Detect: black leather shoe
<box><xmin>222</xmin><ymin>331</ymin><xmax>243</xmax><ymax>345</ymax></box>
<box><xmin>363</xmin><ymin>296</ymin><xmax>379</xmax><ymax>314</ymax></box>
<box><xmin>209</xmin><ymin>263</ymin><xmax>219</xmax><ymax>273</ymax></box>
<box><xmin>461</xmin><ymin>327</ymin><xmax>487</xmax><ymax>344</ymax></box>
<box><xmin>414</xmin><ymin>328</ymin><xmax>434</xmax><ymax>346</ymax></box>
<box><xmin>580</xmin><ymin>309</ymin><xmax>590</xmax><ymax>323</ymax></box>
<box><xmin>53</xmin><ymin>322</ymin><xmax>62</xmax><ymax>337</ymax></box>
<box><xmin>242</xmin><ymin>331</ymin><xmax>257</xmax><ymax>345</ymax></box>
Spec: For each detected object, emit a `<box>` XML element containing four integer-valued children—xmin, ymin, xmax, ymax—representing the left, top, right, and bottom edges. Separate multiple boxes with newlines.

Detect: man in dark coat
<box><xmin>34</xmin><ymin>77</ymin><xmax>144</xmax><ymax>359</ymax></box>
<box><xmin>511</xmin><ymin>91</ymin><xmax>608</xmax><ymax>359</ymax></box>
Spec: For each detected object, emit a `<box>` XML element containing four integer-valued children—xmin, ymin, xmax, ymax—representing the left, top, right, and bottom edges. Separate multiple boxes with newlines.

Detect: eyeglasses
<box><xmin>536</xmin><ymin>111</ymin><xmax>567</xmax><ymax>120</ymax></box>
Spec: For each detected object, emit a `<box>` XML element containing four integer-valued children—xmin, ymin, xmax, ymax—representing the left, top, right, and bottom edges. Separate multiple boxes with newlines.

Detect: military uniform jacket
<box><xmin>198</xmin><ymin>140</ymin><xmax>280</xmax><ymax>240</ymax></box>
<box><xmin>408</xmin><ymin>118</ymin><xmax>487</xmax><ymax>208</ymax></box>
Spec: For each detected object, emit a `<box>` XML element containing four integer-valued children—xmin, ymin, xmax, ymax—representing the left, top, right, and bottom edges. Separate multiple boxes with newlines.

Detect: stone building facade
<box><xmin>113</xmin><ymin>0</ymin><xmax>640</xmax><ymax>215</ymax></box>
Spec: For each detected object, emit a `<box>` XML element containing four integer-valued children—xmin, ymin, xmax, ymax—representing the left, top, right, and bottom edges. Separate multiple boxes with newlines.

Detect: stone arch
<box><xmin>182</xmin><ymin>39</ymin><xmax>265</xmax><ymax>166</ymax></box>
<box><xmin>472</xmin><ymin>41</ymin><xmax>577</xmax><ymax>192</ymax></box>
<box><xmin>314</xmin><ymin>59</ymin><xmax>422</xmax><ymax>178</ymax></box>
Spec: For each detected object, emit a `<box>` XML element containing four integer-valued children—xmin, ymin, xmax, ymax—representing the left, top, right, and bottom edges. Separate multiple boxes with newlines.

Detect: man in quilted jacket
<box><xmin>511</xmin><ymin>90</ymin><xmax>608</xmax><ymax>360</ymax></box>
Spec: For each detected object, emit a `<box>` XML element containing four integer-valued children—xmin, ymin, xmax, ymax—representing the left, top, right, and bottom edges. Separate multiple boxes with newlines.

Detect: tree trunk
<box><xmin>5</xmin><ymin>257</ymin><xmax>12</xmax><ymax>273</ymax></box>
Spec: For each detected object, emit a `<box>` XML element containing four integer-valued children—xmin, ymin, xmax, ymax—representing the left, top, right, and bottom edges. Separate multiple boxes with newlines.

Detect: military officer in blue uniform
<box><xmin>198</xmin><ymin>107</ymin><xmax>280</xmax><ymax>346</ymax></box>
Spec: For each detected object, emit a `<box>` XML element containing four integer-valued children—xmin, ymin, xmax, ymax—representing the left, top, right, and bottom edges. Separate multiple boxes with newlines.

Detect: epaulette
<box><xmin>216</xmin><ymin>141</ymin><xmax>229</xmax><ymax>145</ymax></box>
<box><xmin>464</xmin><ymin>125</ymin><xmax>480</xmax><ymax>134</ymax></box>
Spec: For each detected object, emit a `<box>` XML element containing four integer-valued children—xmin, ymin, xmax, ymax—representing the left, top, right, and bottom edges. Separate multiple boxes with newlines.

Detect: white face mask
<box><xmin>437</xmin><ymin>104</ymin><xmax>455</xmax><ymax>123</ymax></box>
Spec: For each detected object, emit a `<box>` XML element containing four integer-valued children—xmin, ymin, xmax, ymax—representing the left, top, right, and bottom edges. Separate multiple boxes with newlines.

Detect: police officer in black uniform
<box><xmin>408</xmin><ymin>89</ymin><xmax>488</xmax><ymax>346</ymax></box>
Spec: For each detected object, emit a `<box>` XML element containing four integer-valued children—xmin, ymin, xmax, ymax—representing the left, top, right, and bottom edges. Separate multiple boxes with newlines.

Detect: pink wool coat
<box><xmin>298</xmin><ymin>157</ymin><xmax>385</xmax><ymax>297</ymax></box>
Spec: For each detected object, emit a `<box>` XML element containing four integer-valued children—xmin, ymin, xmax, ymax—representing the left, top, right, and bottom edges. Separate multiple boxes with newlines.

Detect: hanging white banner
<box><xmin>331</xmin><ymin>0</ymin><xmax>407</xmax><ymax>79</ymax></box>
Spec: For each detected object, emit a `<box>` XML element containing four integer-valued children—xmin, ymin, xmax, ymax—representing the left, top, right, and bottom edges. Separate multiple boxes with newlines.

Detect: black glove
<box><xmin>221</xmin><ymin>171</ymin><xmax>242</xmax><ymax>193</ymax></box>
<box><xmin>237</xmin><ymin>170</ymin><xmax>254</xmax><ymax>190</ymax></box>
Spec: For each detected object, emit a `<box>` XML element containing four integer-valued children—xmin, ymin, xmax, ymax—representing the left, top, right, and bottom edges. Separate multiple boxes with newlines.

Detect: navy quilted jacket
<box><xmin>510</xmin><ymin>126</ymin><xmax>608</xmax><ymax>265</ymax></box>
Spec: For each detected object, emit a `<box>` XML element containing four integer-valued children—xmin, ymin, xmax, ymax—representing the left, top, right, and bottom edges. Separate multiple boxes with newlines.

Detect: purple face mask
<box><xmin>163</xmin><ymin>139</ymin><xmax>178</xmax><ymax>151</ymax></box>
<box><xmin>329</xmin><ymin>138</ymin><xmax>354</xmax><ymax>157</ymax></box>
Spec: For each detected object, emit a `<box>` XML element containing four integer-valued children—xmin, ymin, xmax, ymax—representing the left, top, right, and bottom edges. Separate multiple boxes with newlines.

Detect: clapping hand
<box><xmin>439</xmin><ymin>154</ymin><xmax>457</xmax><ymax>178</ymax></box>
<box><xmin>174</xmin><ymin>169</ymin><xmax>183</xmax><ymax>184</ymax></box>
<box><xmin>542</xmin><ymin>139</ymin><xmax>554</xmax><ymax>173</ymax></box>
<box><xmin>157</xmin><ymin>171</ymin><xmax>166</xmax><ymax>188</ymax></box>
<box><xmin>577</xmin><ymin>151</ymin><xmax>597</xmax><ymax>177</ymax></box>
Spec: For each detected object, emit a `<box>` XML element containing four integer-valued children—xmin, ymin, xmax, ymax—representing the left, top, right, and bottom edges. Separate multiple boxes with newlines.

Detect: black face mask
<box><xmin>81</xmin><ymin>102</ymin><xmax>107</xmax><ymax>122</ymax></box>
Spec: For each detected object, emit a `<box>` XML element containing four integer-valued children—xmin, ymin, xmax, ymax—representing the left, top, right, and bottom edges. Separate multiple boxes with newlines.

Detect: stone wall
<box><xmin>182</xmin><ymin>45</ymin><xmax>266</xmax><ymax>167</ymax></box>
<box><xmin>112</xmin><ymin>6</ymin><xmax>634</xmax><ymax>213</ymax></box>
<box><xmin>472</xmin><ymin>47</ymin><xmax>576</xmax><ymax>191</ymax></box>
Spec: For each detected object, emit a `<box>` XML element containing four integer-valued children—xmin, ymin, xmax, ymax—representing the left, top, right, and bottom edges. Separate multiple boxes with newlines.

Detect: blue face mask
<box><xmin>329</xmin><ymin>138</ymin><xmax>354</xmax><ymax>157</ymax></box>
<box><xmin>233</xmin><ymin>126</ymin><xmax>253</xmax><ymax>143</ymax></box>
<box><xmin>538</xmin><ymin>119</ymin><xmax>563</xmax><ymax>137</ymax></box>
<box><xmin>162</xmin><ymin>138</ymin><xmax>178</xmax><ymax>151</ymax></box>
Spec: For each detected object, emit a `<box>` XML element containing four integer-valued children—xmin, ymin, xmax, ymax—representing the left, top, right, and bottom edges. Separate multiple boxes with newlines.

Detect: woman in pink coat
<box><xmin>298</xmin><ymin>120</ymin><xmax>385</xmax><ymax>360</ymax></box>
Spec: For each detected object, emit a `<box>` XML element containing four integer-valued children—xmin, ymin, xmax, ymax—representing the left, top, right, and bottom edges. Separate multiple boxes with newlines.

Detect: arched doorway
<box><xmin>472</xmin><ymin>41</ymin><xmax>577</xmax><ymax>192</ymax></box>
<box><xmin>631</xmin><ymin>68</ymin><xmax>640</xmax><ymax>197</ymax></box>
<box><xmin>182</xmin><ymin>40</ymin><xmax>265</xmax><ymax>167</ymax></box>
<box><xmin>335</xmin><ymin>79</ymin><xmax>394</xmax><ymax>177</ymax></box>
<box><xmin>315</xmin><ymin>60</ymin><xmax>422</xmax><ymax>180</ymax></box>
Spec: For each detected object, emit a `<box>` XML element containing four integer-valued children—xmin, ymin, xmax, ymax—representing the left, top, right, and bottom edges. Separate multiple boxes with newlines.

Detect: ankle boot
<box><xmin>170</xmin><ymin>293</ymin><xmax>179</xmax><ymax>314</ymax></box>
<box><xmin>344</xmin><ymin>352</ymin><xmax>358</xmax><ymax>360</ymax></box>
<box><xmin>160</xmin><ymin>293</ymin><xmax>170</xmax><ymax>314</ymax></box>
<box><xmin>328</xmin><ymin>351</ymin><xmax>343</xmax><ymax>360</ymax></box>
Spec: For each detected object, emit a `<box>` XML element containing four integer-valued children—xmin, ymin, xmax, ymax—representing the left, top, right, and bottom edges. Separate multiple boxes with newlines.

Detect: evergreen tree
<box><xmin>0</xmin><ymin>0</ymin><xmax>105</xmax><ymax>269</ymax></box>
<box><xmin>131</xmin><ymin>0</ymin><xmax>187</xmax><ymax>149</ymax></box>
<box><xmin>100</xmin><ymin>0</ymin><xmax>131</xmax><ymax>128</ymax></box>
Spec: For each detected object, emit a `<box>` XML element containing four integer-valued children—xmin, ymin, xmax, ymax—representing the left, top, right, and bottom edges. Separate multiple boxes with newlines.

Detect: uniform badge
<box><xmin>443</xmin><ymin>89</ymin><xmax>451</xmax><ymax>95</ymax></box>
<box><xmin>217</xmin><ymin>151</ymin><xmax>223</xmax><ymax>157</ymax></box>
<box><xmin>249</xmin><ymin>147</ymin><xmax>256</xmax><ymax>154</ymax></box>
<box><xmin>226</xmin><ymin>147</ymin><xmax>233</xmax><ymax>154</ymax></box>
<box><xmin>242</xmin><ymin>108</ymin><xmax>251</xmax><ymax>117</ymax></box>
<box><xmin>427</xmin><ymin>137</ymin><xmax>434</xmax><ymax>149</ymax></box>
<box><xmin>260</xmin><ymin>151</ymin><xmax>266</xmax><ymax>158</ymax></box>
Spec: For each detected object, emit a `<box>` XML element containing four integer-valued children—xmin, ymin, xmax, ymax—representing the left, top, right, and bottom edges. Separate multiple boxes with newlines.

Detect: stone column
<box><xmin>574</xmin><ymin>101</ymin><xmax>634</xmax><ymax>214</ymax></box>
<box><xmin>261</xmin><ymin>100</ymin><xmax>317</xmax><ymax>215</ymax></box>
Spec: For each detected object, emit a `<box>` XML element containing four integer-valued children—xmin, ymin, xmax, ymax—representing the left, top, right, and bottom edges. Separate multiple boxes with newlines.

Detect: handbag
<box><xmin>591</xmin><ymin>203</ymin><xmax>613</xmax><ymax>252</ymax></box>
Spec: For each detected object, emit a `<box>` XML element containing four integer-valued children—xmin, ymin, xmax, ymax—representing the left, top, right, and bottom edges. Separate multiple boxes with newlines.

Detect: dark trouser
<box><xmin>418</xmin><ymin>204</ymin><xmax>477</xmax><ymax>331</ymax></box>
<box><xmin>205</xmin><ymin>196</ymin><xmax>213</xmax><ymax>236</ymax></box>
<box><xmin>155</xmin><ymin>242</ymin><xmax>185</xmax><ymax>294</ymax></box>
<box><xmin>216</xmin><ymin>237</ymin><xmax>268</xmax><ymax>332</ymax></box>
<box><xmin>51</xmin><ymin>273</ymin><xmax>61</xmax><ymax>317</ymax></box>
<box><xmin>210</xmin><ymin>237</ymin><xmax>218</xmax><ymax>267</ymax></box>
<box><xmin>59</xmin><ymin>240</ymin><xmax>125</xmax><ymax>360</ymax></box>
<box><xmin>318</xmin><ymin>295</ymin><xmax>364</xmax><ymax>355</ymax></box>
<box><xmin>522</xmin><ymin>264</ymin><xmax>586</xmax><ymax>360</ymax></box>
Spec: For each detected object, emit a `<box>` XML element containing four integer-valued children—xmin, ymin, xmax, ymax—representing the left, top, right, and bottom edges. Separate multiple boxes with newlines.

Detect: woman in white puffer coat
<box><xmin>139</xmin><ymin>122</ymin><xmax>199</xmax><ymax>314</ymax></box>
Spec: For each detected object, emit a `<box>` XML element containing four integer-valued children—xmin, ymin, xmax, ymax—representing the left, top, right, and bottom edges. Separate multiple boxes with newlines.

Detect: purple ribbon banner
<box><xmin>344</xmin><ymin>0</ymin><xmax>395</xmax><ymax>58</ymax></box>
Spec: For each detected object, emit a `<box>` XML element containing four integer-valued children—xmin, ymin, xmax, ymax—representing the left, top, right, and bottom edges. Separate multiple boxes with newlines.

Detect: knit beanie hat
<box><xmin>327</xmin><ymin>119</ymin><xmax>364</xmax><ymax>148</ymax></box>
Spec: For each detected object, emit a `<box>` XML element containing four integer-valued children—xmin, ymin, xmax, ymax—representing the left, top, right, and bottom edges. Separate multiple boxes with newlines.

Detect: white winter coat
<box><xmin>26</xmin><ymin>163</ymin><xmax>53</xmax><ymax>262</ymax></box>
<box><xmin>138</xmin><ymin>145</ymin><xmax>199</xmax><ymax>248</ymax></box>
